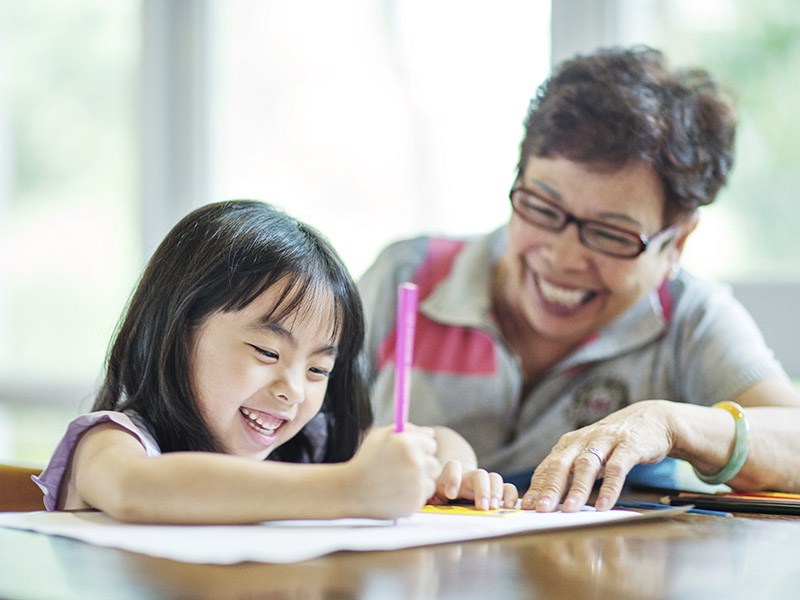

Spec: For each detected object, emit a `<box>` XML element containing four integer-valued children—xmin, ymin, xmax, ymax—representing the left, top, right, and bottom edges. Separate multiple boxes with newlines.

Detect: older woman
<box><xmin>358</xmin><ymin>46</ymin><xmax>800</xmax><ymax>511</ymax></box>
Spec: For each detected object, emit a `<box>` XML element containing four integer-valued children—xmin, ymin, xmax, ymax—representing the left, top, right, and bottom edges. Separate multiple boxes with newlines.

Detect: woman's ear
<box><xmin>670</xmin><ymin>211</ymin><xmax>699</xmax><ymax>260</ymax></box>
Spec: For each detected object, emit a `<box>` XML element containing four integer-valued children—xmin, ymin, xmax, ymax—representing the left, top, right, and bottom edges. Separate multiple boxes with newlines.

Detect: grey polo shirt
<box><xmin>359</xmin><ymin>227</ymin><xmax>788</xmax><ymax>474</ymax></box>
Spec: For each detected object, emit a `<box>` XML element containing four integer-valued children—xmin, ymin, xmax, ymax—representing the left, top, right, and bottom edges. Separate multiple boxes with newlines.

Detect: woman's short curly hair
<box><xmin>518</xmin><ymin>46</ymin><xmax>737</xmax><ymax>222</ymax></box>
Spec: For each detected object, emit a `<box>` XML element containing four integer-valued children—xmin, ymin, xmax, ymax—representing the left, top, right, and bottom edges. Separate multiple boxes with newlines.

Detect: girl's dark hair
<box><xmin>518</xmin><ymin>46</ymin><xmax>737</xmax><ymax>222</ymax></box>
<box><xmin>94</xmin><ymin>200</ymin><xmax>372</xmax><ymax>463</ymax></box>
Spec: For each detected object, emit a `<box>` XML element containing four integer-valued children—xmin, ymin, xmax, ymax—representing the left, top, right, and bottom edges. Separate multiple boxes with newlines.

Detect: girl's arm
<box><xmin>64</xmin><ymin>423</ymin><xmax>441</xmax><ymax>524</ymax></box>
<box><xmin>432</xmin><ymin>426</ymin><xmax>478</xmax><ymax>469</ymax></box>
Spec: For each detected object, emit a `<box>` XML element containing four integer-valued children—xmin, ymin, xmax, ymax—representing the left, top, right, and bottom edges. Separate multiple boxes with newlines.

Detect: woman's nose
<box><xmin>543</xmin><ymin>222</ymin><xmax>590</xmax><ymax>269</ymax></box>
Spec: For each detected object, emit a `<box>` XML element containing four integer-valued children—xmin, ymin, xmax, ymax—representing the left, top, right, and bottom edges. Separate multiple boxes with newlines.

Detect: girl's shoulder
<box><xmin>33</xmin><ymin>410</ymin><xmax>162</xmax><ymax>510</ymax></box>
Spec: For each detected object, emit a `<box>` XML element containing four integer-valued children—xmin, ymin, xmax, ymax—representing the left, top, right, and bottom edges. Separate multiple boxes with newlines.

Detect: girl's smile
<box><xmin>239</xmin><ymin>407</ymin><xmax>288</xmax><ymax>445</ymax></box>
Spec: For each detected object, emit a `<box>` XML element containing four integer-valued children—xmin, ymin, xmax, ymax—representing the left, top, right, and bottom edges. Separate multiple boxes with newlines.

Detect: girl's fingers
<box><xmin>437</xmin><ymin>460</ymin><xmax>463</xmax><ymax>499</ymax></box>
<box><xmin>503</xmin><ymin>483</ymin><xmax>520</xmax><ymax>509</ymax></box>
<box><xmin>468</xmin><ymin>469</ymin><xmax>491</xmax><ymax>510</ymax></box>
<box><xmin>488</xmin><ymin>471</ymin><xmax>504</xmax><ymax>509</ymax></box>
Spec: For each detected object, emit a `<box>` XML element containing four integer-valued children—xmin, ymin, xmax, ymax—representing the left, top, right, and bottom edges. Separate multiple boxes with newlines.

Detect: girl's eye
<box><xmin>309</xmin><ymin>366</ymin><xmax>331</xmax><ymax>378</ymax></box>
<box><xmin>250</xmin><ymin>345</ymin><xmax>278</xmax><ymax>360</ymax></box>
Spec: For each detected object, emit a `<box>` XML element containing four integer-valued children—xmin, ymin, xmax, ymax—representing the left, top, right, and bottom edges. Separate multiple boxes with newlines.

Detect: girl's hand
<box><xmin>346</xmin><ymin>424</ymin><xmax>441</xmax><ymax>520</ymax></box>
<box><xmin>429</xmin><ymin>460</ymin><xmax>519</xmax><ymax>510</ymax></box>
<box><xmin>521</xmin><ymin>400</ymin><xmax>677</xmax><ymax>512</ymax></box>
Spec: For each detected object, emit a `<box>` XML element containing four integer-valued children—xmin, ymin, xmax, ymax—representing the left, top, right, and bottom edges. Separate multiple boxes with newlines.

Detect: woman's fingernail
<box><xmin>562</xmin><ymin>497</ymin><xmax>576</xmax><ymax>511</ymax></box>
<box><xmin>491</xmin><ymin>497</ymin><xmax>500</xmax><ymax>509</ymax></box>
<box><xmin>536</xmin><ymin>496</ymin><xmax>552</xmax><ymax>511</ymax></box>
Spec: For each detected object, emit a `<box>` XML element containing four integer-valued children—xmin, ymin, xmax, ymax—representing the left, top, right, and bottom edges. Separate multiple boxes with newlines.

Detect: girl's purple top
<box><xmin>32</xmin><ymin>411</ymin><xmax>161</xmax><ymax>511</ymax></box>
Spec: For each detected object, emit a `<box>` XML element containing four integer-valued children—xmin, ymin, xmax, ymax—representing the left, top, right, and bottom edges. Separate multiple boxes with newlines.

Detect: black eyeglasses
<box><xmin>509</xmin><ymin>187</ymin><xmax>681</xmax><ymax>259</ymax></box>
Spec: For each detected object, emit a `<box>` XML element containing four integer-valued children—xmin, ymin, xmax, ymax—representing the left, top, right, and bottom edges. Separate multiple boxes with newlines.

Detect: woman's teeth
<box><xmin>538</xmin><ymin>278</ymin><xmax>592</xmax><ymax>307</ymax></box>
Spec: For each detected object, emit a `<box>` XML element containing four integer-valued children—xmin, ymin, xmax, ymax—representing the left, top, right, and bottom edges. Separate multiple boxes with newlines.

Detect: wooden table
<box><xmin>2</xmin><ymin>499</ymin><xmax>800</xmax><ymax>600</ymax></box>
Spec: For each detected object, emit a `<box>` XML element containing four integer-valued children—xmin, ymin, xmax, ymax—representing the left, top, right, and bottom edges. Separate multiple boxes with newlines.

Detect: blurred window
<box><xmin>0</xmin><ymin>0</ymin><xmax>140</xmax><ymax>393</ymax></box>
<box><xmin>617</xmin><ymin>0</ymin><xmax>800</xmax><ymax>282</ymax></box>
<box><xmin>209</xmin><ymin>0</ymin><xmax>551</xmax><ymax>278</ymax></box>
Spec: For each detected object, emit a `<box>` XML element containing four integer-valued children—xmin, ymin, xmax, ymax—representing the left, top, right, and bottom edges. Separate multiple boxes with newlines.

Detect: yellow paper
<box><xmin>420</xmin><ymin>504</ymin><xmax>524</xmax><ymax>517</ymax></box>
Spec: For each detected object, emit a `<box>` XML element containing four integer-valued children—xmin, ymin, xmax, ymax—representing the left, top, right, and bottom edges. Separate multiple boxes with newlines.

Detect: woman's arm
<box><xmin>65</xmin><ymin>423</ymin><xmax>441</xmax><ymax>524</ymax></box>
<box><xmin>673</xmin><ymin>378</ymin><xmax>800</xmax><ymax>491</ymax></box>
<box><xmin>521</xmin><ymin>377</ymin><xmax>800</xmax><ymax>512</ymax></box>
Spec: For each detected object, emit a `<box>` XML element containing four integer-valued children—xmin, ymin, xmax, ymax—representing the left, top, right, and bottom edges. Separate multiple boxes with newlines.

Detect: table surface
<box><xmin>2</xmin><ymin>491</ymin><xmax>800</xmax><ymax>600</ymax></box>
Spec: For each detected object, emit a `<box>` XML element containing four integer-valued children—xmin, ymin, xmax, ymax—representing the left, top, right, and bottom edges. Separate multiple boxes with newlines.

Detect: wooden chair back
<box><xmin>0</xmin><ymin>464</ymin><xmax>44</xmax><ymax>511</ymax></box>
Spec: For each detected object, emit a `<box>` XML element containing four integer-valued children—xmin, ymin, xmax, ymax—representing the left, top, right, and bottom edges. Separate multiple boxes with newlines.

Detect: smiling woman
<box><xmin>358</xmin><ymin>46</ymin><xmax>800</xmax><ymax>513</ymax></box>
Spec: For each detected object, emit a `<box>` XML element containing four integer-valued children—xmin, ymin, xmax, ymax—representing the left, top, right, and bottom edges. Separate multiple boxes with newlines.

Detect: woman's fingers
<box><xmin>521</xmin><ymin>401</ymin><xmax>677</xmax><ymax>512</ymax></box>
<box><xmin>521</xmin><ymin>451</ymin><xmax>575</xmax><ymax>511</ymax></box>
<box><xmin>594</xmin><ymin>446</ymin><xmax>638</xmax><ymax>510</ymax></box>
<box><xmin>561</xmin><ymin>445</ymin><xmax>607</xmax><ymax>511</ymax></box>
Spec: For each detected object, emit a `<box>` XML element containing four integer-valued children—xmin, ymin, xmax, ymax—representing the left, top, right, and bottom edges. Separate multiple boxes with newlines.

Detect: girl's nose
<box><xmin>271</xmin><ymin>368</ymin><xmax>304</xmax><ymax>405</ymax></box>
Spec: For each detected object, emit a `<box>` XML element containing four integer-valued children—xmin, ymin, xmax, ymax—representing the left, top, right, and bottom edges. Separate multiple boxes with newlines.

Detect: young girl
<box><xmin>34</xmin><ymin>200</ymin><xmax>517</xmax><ymax>523</ymax></box>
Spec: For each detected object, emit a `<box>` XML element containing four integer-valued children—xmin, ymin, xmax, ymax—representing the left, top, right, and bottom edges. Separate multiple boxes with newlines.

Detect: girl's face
<box><xmin>190</xmin><ymin>282</ymin><xmax>338</xmax><ymax>460</ymax></box>
<box><xmin>498</xmin><ymin>155</ymin><xmax>688</xmax><ymax>348</ymax></box>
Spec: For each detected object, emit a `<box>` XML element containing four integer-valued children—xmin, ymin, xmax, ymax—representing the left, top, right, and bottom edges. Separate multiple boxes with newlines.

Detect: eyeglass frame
<box><xmin>509</xmin><ymin>186</ymin><xmax>684</xmax><ymax>259</ymax></box>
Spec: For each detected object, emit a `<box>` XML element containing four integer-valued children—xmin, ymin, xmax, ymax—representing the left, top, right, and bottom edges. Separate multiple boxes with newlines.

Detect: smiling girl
<box><xmin>34</xmin><ymin>200</ymin><xmax>516</xmax><ymax>523</ymax></box>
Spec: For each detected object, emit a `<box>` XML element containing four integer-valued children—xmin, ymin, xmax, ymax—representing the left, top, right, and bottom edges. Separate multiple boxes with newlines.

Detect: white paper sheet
<box><xmin>0</xmin><ymin>508</ymin><xmax>645</xmax><ymax>564</ymax></box>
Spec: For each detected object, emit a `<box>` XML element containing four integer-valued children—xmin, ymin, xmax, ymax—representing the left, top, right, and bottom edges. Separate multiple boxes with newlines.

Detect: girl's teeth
<box><xmin>240</xmin><ymin>408</ymin><xmax>282</xmax><ymax>434</ymax></box>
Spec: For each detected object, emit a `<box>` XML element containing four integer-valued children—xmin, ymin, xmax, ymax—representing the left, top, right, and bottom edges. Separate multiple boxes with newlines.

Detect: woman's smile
<box><xmin>535</xmin><ymin>274</ymin><xmax>598</xmax><ymax>311</ymax></box>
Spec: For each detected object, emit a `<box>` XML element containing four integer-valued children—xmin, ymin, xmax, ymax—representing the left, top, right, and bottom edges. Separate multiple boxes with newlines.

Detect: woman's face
<box><xmin>498</xmin><ymin>155</ymin><xmax>687</xmax><ymax>347</ymax></box>
<box><xmin>190</xmin><ymin>283</ymin><xmax>338</xmax><ymax>460</ymax></box>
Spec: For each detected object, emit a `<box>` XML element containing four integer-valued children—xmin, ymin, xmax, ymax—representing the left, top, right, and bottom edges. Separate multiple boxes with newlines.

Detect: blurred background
<box><xmin>1</xmin><ymin>0</ymin><xmax>798</xmax><ymax>464</ymax></box>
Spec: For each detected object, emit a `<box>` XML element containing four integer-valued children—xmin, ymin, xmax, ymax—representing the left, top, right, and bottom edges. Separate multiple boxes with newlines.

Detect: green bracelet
<box><xmin>693</xmin><ymin>401</ymin><xmax>751</xmax><ymax>485</ymax></box>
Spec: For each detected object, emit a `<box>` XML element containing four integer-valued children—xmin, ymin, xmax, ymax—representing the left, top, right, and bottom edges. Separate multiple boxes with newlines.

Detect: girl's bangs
<box><xmin>235</xmin><ymin>271</ymin><xmax>344</xmax><ymax>344</ymax></box>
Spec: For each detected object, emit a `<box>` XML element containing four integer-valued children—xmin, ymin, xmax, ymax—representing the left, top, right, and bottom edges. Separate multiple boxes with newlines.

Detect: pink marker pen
<box><xmin>393</xmin><ymin>282</ymin><xmax>418</xmax><ymax>433</ymax></box>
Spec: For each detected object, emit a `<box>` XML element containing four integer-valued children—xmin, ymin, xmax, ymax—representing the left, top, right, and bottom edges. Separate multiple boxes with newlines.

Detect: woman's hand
<box><xmin>346</xmin><ymin>424</ymin><xmax>441</xmax><ymax>520</ymax></box>
<box><xmin>521</xmin><ymin>400</ymin><xmax>677</xmax><ymax>512</ymax></box>
<box><xmin>429</xmin><ymin>461</ymin><xmax>519</xmax><ymax>510</ymax></box>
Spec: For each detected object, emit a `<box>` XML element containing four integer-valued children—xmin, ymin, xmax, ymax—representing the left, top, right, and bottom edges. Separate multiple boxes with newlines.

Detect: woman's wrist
<box><xmin>692</xmin><ymin>401</ymin><xmax>750</xmax><ymax>484</ymax></box>
<box><xmin>667</xmin><ymin>401</ymin><xmax>733</xmax><ymax>469</ymax></box>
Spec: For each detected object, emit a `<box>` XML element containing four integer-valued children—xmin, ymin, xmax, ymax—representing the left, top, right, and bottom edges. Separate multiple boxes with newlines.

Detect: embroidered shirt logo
<box><xmin>572</xmin><ymin>378</ymin><xmax>629</xmax><ymax>428</ymax></box>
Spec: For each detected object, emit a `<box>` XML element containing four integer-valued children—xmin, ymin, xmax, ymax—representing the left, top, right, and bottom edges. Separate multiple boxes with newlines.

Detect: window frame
<box><xmin>1</xmin><ymin>0</ymin><xmax>796</xmax><ymax>413</ymax></box>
